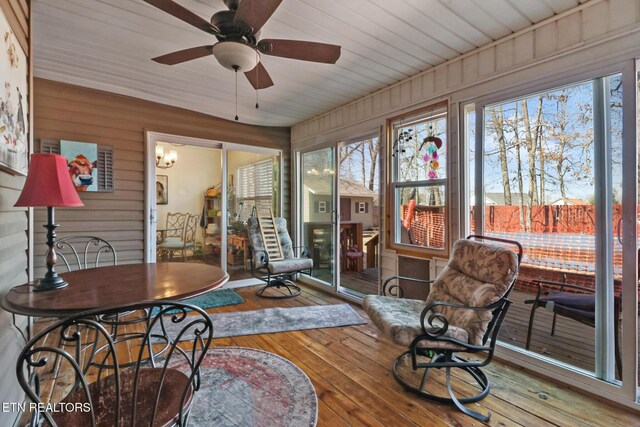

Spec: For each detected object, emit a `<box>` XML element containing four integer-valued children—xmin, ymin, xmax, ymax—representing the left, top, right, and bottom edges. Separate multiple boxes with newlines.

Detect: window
<box><xmin>356</xmin><ymin>201</ymin><xmax>367</xmax><ymax>214</ymax></box>
<box><xmin>318</xmin><ymin>200</ymin><xmax>327</xmax><ymax>213</ymax></box>
<box><xmin>468</xmin><ymin>74</ymin><xmax>624</xmax><ymax>381</ymax></box>
<box><xmin>236</xmin><ymin>158</ymin><xmax>276</xmax><ymax>221</ymax></box>
<box><xmin>390</xmin><ymin>105</ymin><xmax>447</xmax><ymax>250</ymax></box>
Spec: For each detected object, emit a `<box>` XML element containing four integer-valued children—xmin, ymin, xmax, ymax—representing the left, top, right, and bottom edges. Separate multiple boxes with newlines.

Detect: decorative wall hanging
<box><xmin>0</xmin><ymin>8</ymin><xmax>28</xmax><ymax>175</ymax></box>
<box><xmin>40</xmin><ymin>139</ymin><xmax>114</xmax><ymax>192</ymax></box>
<box><xmin>60</xmin><ymin>140</ymin><xmax>99</xmax><ymax>192</ymax></box>
<box><xmin>156</xmin><ymin>175</ymin><xmax>168</xmax><ymax>205</ymax></box>
<box><xmin>422</xmin><ymin>135</ymin><xmax>443</xmax><ymax>180</ymax></box>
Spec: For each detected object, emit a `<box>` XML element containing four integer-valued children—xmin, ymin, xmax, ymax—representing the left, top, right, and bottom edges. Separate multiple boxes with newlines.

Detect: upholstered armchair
<box><xmin>247</xmin><ymin>216</ymin><xmax>313</xmax><ymax>298</ymax></box>
<box><xmin>363</xmin><ymin>235</ymin><xmax>522</xmax><ymax>422</ymax></box>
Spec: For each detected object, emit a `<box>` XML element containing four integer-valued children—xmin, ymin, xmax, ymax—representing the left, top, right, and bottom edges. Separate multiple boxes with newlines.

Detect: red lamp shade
<box><xmin>14</xmin><ymin>154</ymin><xmax>84</xmax><ymax>207</ymax></box>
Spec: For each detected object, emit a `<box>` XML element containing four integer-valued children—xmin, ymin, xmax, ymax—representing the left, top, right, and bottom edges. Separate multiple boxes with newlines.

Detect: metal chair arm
<box><xmin>523</xmin><ymin>279</ymin><xmax>594</xmax><ymax>305</ymax></box>
<box><xmin>419</xmin><ymin>299</ymin><xmax>506</xmax><ymax>338</ymax></box>
<box><xmin>382</xmin><ymin>276</ymin><xmax>432</xmax><ymax>297</ymax></box>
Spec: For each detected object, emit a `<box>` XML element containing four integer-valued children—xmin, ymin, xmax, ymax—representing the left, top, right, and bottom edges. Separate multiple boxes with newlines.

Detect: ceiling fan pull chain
<box><xmin>255</xmin><ymin>50</ymin><xmax>260</xmax><ymax>109</ymax></box>
<box><xmin>234</xmin><ymin>66</ymin><xmax>239</xmax><ymax>121</ymax></box>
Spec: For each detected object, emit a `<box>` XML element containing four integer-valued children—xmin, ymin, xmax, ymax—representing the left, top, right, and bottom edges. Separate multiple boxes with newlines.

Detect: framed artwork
<box><xmin>60</xmin><ymin>140</ymin><xmax>98</xmax><ymax>192</ymax></box>
<box><xmin>156</xmin><ymin>175</ymin><xmax>168</xmax><ymax>205</ymax></box>
<box><xmin>0</xmin><ymin>8</ymin><xmax>28</xmax><ymax>175</ymax></box>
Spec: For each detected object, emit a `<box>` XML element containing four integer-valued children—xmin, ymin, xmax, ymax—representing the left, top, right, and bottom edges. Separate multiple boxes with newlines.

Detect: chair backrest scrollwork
<box><xmin>185</xmin><ymin>214</ymin><xmax>199</xmax><ymax>245</ymax></box>
<box><xmin>166</xmin><ymin>212</ymin><xmax>188</xmax><ymax>239</ymax></box>
<box><xmin>17</xmin><ymin>301</ymin><xmax>213</xmax><ymax>427</ymax></box>
<box><xmin>54</xmin><ymin>236</ymin><xmax>117</xmax><ymax>272</ymax></box>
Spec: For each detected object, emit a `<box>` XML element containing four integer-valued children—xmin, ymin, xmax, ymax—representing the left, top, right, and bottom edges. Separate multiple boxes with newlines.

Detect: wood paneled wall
<box><xmin>0</xmin><ymin>0</ymin><xmax>29</xmax><ymax>424</ymax></box>
<box><xmin>33</xmin><ymin>78</ymin><xmax>291</xmax><ymax>275</ymax></box>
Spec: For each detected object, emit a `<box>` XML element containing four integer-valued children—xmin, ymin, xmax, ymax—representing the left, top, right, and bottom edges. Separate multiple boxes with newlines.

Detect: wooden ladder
<box><xmin>256</xmin><ymin>209</ymin><xmax>284</xmax><ymax>261</ymax></box>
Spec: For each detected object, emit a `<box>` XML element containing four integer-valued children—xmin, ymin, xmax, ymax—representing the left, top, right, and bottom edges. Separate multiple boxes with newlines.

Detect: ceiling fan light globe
<box><xmin>212</xmin><ymin>41</ymin><xmax>259</xmax><ymax>72</ymax></box>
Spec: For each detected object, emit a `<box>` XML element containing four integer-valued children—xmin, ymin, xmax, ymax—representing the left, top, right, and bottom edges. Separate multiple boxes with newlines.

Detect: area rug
<box><xmin>155</xmin><ymin>289</ymin><xmax>244</xmax><ymax>315</ymax></box>
<box><xmin>174</xmin><ymin>347</ymin><xmax>318</xmax><ymax>427</ymax></box>
<box><xmin>155</xmin><ymin>303</ymin><xmax>366</xmax><ymax>341</ymax></box>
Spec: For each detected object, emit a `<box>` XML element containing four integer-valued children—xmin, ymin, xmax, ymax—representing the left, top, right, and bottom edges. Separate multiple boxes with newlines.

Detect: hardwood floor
<box><xmin>211</xmin><ymin>284</ymin><xmax>639</xmax><ymax>427</ymax></box>
<box><xmin>29</xmin><ymin>283</ymin><xmax>639</xmax><ymax>426</ymax></box>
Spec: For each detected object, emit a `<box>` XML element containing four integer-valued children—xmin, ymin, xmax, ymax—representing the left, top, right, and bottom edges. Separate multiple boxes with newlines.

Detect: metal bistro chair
<box><xmin>157</xmin><ymin>212</ymin><xmax>189</xmax><ymax>260</ymax></box>
<box><xmin>55</xmin><ymin>235</ymin><xmax>117</xmax><ymax>272</ymax></box>
<box><xmin>363</xmin><ymin>235</ymin><xmax>522</xmax><ymax>422</ymax></box>
<box><xmin>51</xmin><ymin>236</ymin><xmax>140</xmax><ymax>341</ymax></box>
<box><xmin>524</xmin><ymin>275</ymin><xmax>622</xmax><ymax>376</ymax></box>
<box><xmin>247</xmin><ymin>212</ymin><xmax>313</xmax><ymax>298</ymax></box>
<box><xmin>159</xmin><ymin>214</ymin><xmax>199</xmax><ymax>261</ymax></box>
<box><xmin>17</xmin><ymin>300</ymin><xmax>213</xmax><ymax>427</ymax></box>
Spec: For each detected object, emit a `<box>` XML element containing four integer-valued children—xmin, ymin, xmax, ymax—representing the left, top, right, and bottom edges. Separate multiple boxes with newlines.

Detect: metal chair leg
<box><xmin>551</xmin><ymin>312</ymin><xmax>558</xmax><ymax>336</ymax></box>
<box><xmin>445</xmin><ymin>367</ymin><xmax>491</xmax><ymax>422</ymax></box>
<box><xmin>525</xmin><ymin>303</ymin><xmax>538</xmax><ymax>349</ymax></box>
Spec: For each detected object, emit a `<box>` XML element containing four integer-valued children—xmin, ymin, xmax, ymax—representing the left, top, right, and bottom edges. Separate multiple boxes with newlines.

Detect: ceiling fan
<box><xmin>143</xmin><ymin>0</ymin><xmax>342</xmax><ymax>92</ymax></box>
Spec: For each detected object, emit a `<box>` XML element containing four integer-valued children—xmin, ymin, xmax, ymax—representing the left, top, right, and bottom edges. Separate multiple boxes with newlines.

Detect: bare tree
<box><xmin>367</xmin><ymin>138</ymin><xmax>380</xmax><ymax>191</ymax></box>
<box><xmin>521</xmin><ymin>97</ymin><xmax>544</xmax><ymax>211</ymax></box>
<box><xmin>489</xmin><ymin>106</ymin><xmax>512</xmax><ymax>205</ymax></box>
<box><xmin>511</xmin><ymin>104</ymin><xmax>527</xmax><ymax>230</ymax></box>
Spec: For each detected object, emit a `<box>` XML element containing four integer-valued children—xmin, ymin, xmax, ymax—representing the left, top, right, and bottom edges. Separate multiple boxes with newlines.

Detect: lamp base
<box><xmin>34</xmin><ymin>275</ymin><xmax>68</xmax><ymax>292</ymax></box>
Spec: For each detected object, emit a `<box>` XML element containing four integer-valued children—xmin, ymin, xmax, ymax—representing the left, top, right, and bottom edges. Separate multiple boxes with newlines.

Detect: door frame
<box><xmin>144</xmin><ymin>131</ymin><xmax>283</xmax><ymax>288</ymax></box>
<box><xmin>460</xmin><ymin>58</ymin><xmax>639</xmax><ymax>408</ymax></box>
<box><xmin>294</xmin><ymin>131</ymin><xmax>383</xmax><ymax>301</ymax></box>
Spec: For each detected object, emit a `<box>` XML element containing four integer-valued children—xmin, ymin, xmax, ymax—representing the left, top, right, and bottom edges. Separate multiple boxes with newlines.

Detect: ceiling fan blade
<box><xmin>143</xmin><ymin>0</ymin><xmax>218</xmax><ymax>34</ymax></box>
<box><xmin>152</xmin><ymin>45</ymin><xmax>214</xmax><ymax>65</ymax></box>
<box><xmin>244</xmin><ymin>62</ymin><xmax>274</xmax><ymax>90</ymax></box>
<box><xmin>257</xmin><ymin>39</ymin><xmax>341</xmax><ymax>64</ymax></box>
<box><xmin>234</xmin><ymin>0</ymin><xmax>282</xmax><ymax>34</ymax></box>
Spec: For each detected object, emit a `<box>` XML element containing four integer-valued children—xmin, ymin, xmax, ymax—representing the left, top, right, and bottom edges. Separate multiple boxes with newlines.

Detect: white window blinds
<box><xmin>236</xmin><ymin>159</ymin><xmax>274</xmax><ymax>220</ymax></box>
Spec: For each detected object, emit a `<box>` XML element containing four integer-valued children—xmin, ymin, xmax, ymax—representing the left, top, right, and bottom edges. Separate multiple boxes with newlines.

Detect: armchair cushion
<box><xmin>158</xmin><ymin>237</ymin><xmax>185</xmax><ymax>249</ymax></box>
<box><xmin>426</xmin><ymin>239</ymin><xmax>519</xmax><ymax>345</ymax></box>
<box><xmin>247</xmin><ymin>217</ymin><xmax>295</xmax><ymax>266</ymax></box>
<box><xmin>267</xmin><ymin>258</ymin><xmax>313</xmax><ymax>275</ymax></box>
<box><xmin>541</xmin><ymin>291</ymin><xmax>596</xmax><ymax>322</ymax></box>
<box><xmin>363</xmin><ymin>295</ymin><xmax>468</xmax><ymax>350</ymax></box>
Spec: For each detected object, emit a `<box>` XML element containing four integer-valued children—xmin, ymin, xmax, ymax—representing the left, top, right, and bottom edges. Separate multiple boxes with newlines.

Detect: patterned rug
<box><xmin>177</xmin><ymin>347</ymin><xmax>318</xmax><ymax>427</ymax></box>
<box><xmin>154</xmin><ymin>304</ymin><xmax>366</xmax><ymax>341</ymax></box>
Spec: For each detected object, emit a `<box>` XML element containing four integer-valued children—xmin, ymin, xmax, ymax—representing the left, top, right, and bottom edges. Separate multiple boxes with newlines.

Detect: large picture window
<box><xmin>391</xmin><ymin>105</ymin><xmax>447</xmax><ymax>251</ymax></box>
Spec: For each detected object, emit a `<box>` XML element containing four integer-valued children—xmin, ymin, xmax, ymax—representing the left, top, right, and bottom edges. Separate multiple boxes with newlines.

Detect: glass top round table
<box><xmin>1</xmin><ymin>262</ymin><xmax>229</xmax><ymax>317</ymax></box>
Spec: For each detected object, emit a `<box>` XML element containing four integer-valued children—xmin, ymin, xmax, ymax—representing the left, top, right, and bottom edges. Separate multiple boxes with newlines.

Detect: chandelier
<box><xmin>155</xmin><ymin>145</ymin><xmax>177</xmax><ymax>169</ymax></box>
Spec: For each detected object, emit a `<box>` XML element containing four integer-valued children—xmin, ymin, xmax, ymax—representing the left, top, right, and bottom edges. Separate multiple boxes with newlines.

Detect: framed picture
<box><xmin>0</xmin><ymin>8</ymin><xmax>28</xmax><ymax>175</ymax></box>
<box><xmin>156</xmin><ymin>175</ymin><xmax>168</xmax><ymax>205</ymax></box>
<box><xmin>60</xmin><ymin>140</ymin><xmax>98</xmax><ymax>192</ymax></box>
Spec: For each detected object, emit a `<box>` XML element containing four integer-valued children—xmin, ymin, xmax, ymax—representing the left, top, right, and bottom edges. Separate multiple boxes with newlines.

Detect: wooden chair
<box><xmin>363</xmin><ymin>235</ymin><xmax>522</xmax><ymax>421</ymax></box>
<box><xmin>17</xmin><ymin>300</ymin><xmax>213</xmax><ymax>427</ymax></box>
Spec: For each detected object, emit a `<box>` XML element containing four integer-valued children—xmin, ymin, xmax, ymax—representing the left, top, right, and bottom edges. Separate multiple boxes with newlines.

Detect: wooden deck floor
<box><xmin>30</xmin><ymin>284</ymin><xmax>640</xmax><ymax>426</ymax></box>
<box><xmin>341</xmin><ymin>268</ymin><xmax>379</xmax><ymax>295</ymax></box>
<box><xmin>209</xmin><ymin>285</ymin><xmax>639</xmax><ymax>426</ymax></box>
<box><xmin>501</xmin><ymin>290</ymin><xmax>599</xmax><ymax>374</ymax></box>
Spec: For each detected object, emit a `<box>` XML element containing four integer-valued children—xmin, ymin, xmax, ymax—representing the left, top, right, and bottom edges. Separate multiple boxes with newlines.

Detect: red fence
<box><xmin>472</xmin><ymin>204</ymin><xmax>634</xmax><ymax>234</ymax></box>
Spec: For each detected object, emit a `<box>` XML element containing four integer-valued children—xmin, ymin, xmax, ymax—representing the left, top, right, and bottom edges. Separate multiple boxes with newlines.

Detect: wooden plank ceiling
<box><xmin>32</xmin><ymin>0</ymin><xmax>587</xmax><ymax>126</ymax></box>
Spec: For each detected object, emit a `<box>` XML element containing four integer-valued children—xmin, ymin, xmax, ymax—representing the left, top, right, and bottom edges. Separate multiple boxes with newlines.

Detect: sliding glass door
<box><xmin>300</xmin><ymin>147</ymin><xmax>336</xmax><ymax>289</ymax></box>
<box><xmin>467</xmin><ymin>72</ymin><xmax>627</xmax><ymax>383</ymax></box>
<box><xmin>337</xmin><ymin>137</ymin><xmax>381</xmax><ymax>297</ymax></box>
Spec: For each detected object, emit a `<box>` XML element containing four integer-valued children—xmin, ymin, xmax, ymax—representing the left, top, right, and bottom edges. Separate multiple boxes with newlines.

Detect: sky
<box><xmin>467</xmin><ymin>73</ymin><xmax>623</xmax><ymax>204</ymax></box>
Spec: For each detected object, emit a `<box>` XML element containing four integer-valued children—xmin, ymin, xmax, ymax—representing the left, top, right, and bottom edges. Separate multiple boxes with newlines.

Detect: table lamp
<box><xmin>14</xmin><ymin>154</ymin><xmax>84</xmax><ymax>291</ymax></box>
